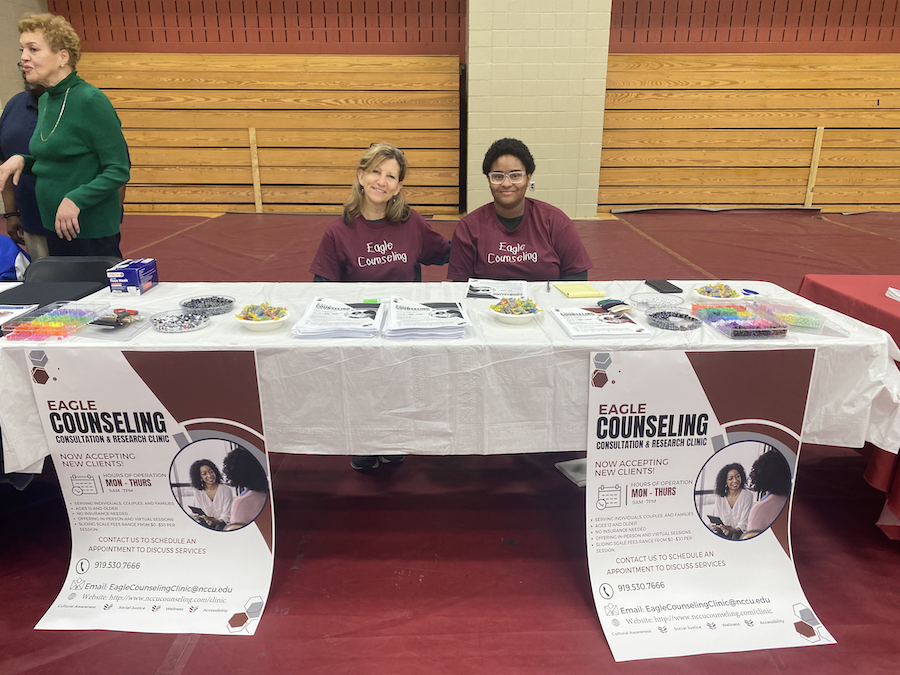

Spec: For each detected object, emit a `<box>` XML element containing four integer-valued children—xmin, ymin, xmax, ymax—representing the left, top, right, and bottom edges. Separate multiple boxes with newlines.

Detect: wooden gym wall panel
<box><xmin>599</xmin><ymin>53</ymin><xmax>900</xmax><ymax>214</ymax></box>
<box><xmin>79</xmin><ymin>53</ymin><xmax>460</xmax><ymax>215</ymax></box>
<box><xmin>47</xmin><ymin>1</ymin><xmax>467</xmax><ymax>57</ymax></box>
<box><xmin>610</xmin><ymin>0</ymin><xmax>900</xmax><ymax>53</ymax></box>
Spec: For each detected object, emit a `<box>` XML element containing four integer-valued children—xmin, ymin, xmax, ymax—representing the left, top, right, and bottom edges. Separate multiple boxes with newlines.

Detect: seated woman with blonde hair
<box><xmin>310</xmin><ymin>142</ymin><xmax>450</xmax><ymax>282</ymax></box>
<box><xmin>310</xmin><ymin>143</ymin><xmax>450</xmax><ymax>472</ymax></box>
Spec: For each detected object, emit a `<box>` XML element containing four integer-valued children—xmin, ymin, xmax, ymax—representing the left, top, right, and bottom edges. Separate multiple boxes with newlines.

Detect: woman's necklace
<box><xmin>40</xmin><ymin>87</ymin><xmax>70</xmax><ymax>142</ymax></box>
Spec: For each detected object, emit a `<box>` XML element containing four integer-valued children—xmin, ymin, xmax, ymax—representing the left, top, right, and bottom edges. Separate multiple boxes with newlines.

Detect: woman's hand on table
<box><xmin>54</xmin><ymin>198</ymin><xmax>81</xmax><ymax>240</ymax></box>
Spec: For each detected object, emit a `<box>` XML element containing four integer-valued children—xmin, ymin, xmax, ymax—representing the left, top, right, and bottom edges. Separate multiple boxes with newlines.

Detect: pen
<box><xmin>547</xmin><ymin>280</ymin><xmax>550</xmax><ymax>292</ymax></box>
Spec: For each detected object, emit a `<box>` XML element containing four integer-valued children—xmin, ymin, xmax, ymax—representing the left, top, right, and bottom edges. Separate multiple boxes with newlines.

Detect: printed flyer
<box><xmin>586</xmin><ymin>349</ymin><xmax>834</xmax><ymax>661</ymax></box>
<box><xmin>28</xmin><ymin>348</ymin><xmax>274</xmax><ymax>635</ymax></box>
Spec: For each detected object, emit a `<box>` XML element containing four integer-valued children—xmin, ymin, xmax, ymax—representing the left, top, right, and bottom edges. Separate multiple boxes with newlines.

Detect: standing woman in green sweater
<box><xmin>0</xmin><ymin>14</ymin><xmax>129</xmax><ymax>257</ymax></box>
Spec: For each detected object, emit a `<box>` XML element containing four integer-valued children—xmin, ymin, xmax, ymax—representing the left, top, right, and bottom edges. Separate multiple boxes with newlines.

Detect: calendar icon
<box><xmin>595</xmin><ymin>484</ymin><xmax>621</xmax><ymax>510</ymax></box>
<box><xmin>71</xmin><ymin>474</ymin><xmax>99</xmax><ymax>496</ymax></box>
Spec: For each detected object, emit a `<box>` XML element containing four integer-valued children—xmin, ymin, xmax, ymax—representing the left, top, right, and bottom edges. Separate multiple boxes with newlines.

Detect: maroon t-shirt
<box><xmin>448</xmin><ymin>198</ymin><xmax>593</xmax><ymax>281</ymax></box>
<box><xmin>310</xmin><ymin>210</ymin><xmax>450</xmax><ymax>282</ymax></box>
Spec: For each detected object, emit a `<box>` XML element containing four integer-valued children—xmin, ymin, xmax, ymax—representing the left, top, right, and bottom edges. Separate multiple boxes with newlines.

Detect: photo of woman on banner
<box><xmin>188</xmin><ymin>458</ymin><xmax>233</xmax><ymax>530</ymax></box>
<box><xmin>222</xmin><ymin>446</ymin><xmax>270</xmax><ymax>531</ymax></box>
<box><xmin>170</xmin><ymin>440</ymin><xmax>240</xmax><ymax>529</ymax></box>
<box><xmin>697</xmin><ymin>444</ymin><xmax>794</xmax><ymax>540</ymax></box>
<box><xmin>709</xmin><ymin>462</ymin><xmax>754</xmax><ymax>540</ymax></box>
<box><xmin>743</xmin><ymin>449</ymin><xmax>792</xmax><ymax>539</ymax></box>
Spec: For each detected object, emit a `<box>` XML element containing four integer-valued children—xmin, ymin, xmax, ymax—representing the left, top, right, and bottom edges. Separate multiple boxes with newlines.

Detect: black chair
<box><xmin>23</xmin><ymin>255</ymin><xmax>123</xmax><ymax>284</ymax></box>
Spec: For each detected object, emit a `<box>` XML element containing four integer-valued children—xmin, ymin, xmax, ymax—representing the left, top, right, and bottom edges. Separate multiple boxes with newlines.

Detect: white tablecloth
<box><xmin>2</xmin><ymin>280</ymin><xmax>900</xmax><ymax>472</ymax></box>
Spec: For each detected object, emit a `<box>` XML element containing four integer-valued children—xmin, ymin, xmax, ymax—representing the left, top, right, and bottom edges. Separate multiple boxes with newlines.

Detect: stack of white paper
<box><xmin>383</xmin><ymin>296</ymin><xmax>471</xmax><ymax>339</ymax></box>
<box><xmin>466</xmin><ymin>278</ymin><xmax>528</xmax><ymax>299</ymax></box>
<box><xmin>291</xmin><ymin>298</ymin><xmax>384</xmax><ymax>338</ymax></box>
<box><xmin>549</xmin><ymin>306</ymin><xmax>650</xmax><ymax>339</ymax></box>
<box><xmin>886</xmin><ymin>287</ymin><xmax>900</xmax><ymax>303</ymax></box>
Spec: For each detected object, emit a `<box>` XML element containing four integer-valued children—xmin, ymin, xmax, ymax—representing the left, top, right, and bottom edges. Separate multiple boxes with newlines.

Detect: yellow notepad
<box><xmin>553</xmin><ymin>282</ymin><xmax>605</xmax><ymax>298</ymax></box>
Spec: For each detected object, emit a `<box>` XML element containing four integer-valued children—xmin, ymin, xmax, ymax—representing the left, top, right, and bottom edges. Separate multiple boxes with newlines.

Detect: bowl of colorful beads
<box><xmin>692</xmin><ymin>283</ymin><xmax>754</xmax><ymax>303</ymax></box>
<box><xmin>235</xmin><ymin>303</ymin><xmax>290</xmax><ymax>331</ymax></box>
<box><xmin>489</xmin><ymin>297</ymin><xmax>542</xmax><ymax>324</ymax></box>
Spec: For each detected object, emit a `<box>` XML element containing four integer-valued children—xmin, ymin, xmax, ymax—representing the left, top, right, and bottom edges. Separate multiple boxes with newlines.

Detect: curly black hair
<box><xmin>222</xmin><ymin>446</ymin><xmax>269</xmax><ymax>493</ymax></box>
<box><xmin>714</xmin><ymin>462</ymin><xmax>747</xmax><ymax>497</ymax></box>
<box><xmin>748</xmin><ymin>449</ymin><xmax>792</xmax><ymax>496</ymax></box>
<box><xmin>481</xmin><ymin>138</ymin><xmax>536</xmax><ymax>175</ymax></box>
<box><xmin>189</xmin><ymin>459</ymin><xmax>222</xmax><ymax>490</ymax></box>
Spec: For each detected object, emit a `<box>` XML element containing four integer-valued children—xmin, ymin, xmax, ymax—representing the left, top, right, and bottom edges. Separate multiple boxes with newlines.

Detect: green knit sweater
<box><xmin>23</xmin><ymin>70</ymin><xmax>129</xmax><ymax>239</ymax></box>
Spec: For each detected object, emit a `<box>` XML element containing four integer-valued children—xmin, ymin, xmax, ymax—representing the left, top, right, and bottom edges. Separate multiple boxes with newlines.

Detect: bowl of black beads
<box><xmin>179</xmin><ymin>295</ymin><xmax>235</xmax><ymax>316</ymax></box>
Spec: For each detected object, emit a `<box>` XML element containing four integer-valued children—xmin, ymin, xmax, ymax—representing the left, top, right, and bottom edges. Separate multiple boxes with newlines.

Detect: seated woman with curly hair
<box><xmin>710</xmin><ymin>462</ymin><xmax>753</xmax><ymax>540</ymax></box>
<box><xmin>448</xmin><ymin>137</ymin><xmax>592</xmax><ymax>282</ymax></box>
<box><xmin>222</xmin><ymin>446</ymin><xmax>269</xmax><ymax>531</ymax></box>
<box><xmin>188</xmin><ymin>458</ymin><xmax>233</xmax><ymax>530</ymax></box>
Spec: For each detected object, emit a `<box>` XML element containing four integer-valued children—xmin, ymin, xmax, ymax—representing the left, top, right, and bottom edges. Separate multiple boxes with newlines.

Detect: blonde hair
<box><xmin>19</xmin><ymin>13</ymin><xmax>81</xmax><ymax>69</ymax></box>
<box><xmin>342</xmin><ymin>143</ymin><xmax>411</xmax><ymax>226</ymax></box>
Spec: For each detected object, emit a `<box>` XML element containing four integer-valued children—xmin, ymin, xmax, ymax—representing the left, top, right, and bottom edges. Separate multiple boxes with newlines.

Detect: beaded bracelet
<box><xmin>2</xmin><ymin>211</ymin><xmax>21</xmax><ymax>219</ymax></box>
<box><xmin>646</xmin><ymin>309</ymin><xmax>702</xmax><ymax>331</ymax></box>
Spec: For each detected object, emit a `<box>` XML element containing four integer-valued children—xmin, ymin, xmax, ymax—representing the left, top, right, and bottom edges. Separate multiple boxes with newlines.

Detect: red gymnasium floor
<box><xmin>2</xmin><ymin>208</ymin><xmax>900</xmax><ymax>675</ymax></box>
<box><xmin>116</xmin><ymin>208</ymin><xmax>900</xmax><ymax>289</ymax></box>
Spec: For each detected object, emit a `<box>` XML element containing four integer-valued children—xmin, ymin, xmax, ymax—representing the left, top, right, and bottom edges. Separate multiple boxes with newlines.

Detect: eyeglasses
<box><xmin>488</xmin><ymin>171</ymin><xmax>527</xmax><ymax>184</ymax></box>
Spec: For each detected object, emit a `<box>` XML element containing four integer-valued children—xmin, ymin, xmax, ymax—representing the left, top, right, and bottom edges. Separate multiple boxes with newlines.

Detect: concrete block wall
<box><xmin>466</xmin><ymin>0</ymin><xmax>612</xmax><ymax>219</ymax></box>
